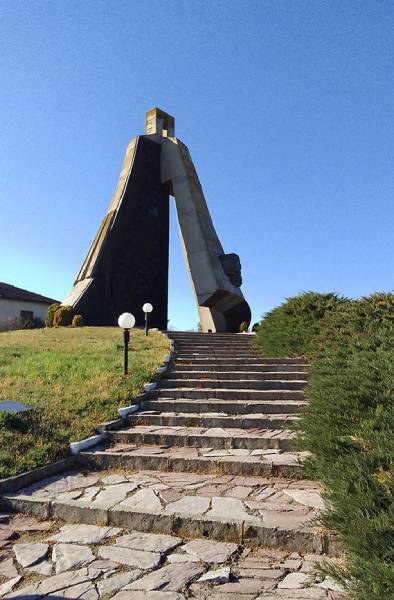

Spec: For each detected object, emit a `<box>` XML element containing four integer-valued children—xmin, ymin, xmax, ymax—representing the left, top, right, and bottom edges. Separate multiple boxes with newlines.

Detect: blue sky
<box><xmin>1</xmin><ymin>1</ymin><xmax>393</xmax><ymax>330</ymax></box>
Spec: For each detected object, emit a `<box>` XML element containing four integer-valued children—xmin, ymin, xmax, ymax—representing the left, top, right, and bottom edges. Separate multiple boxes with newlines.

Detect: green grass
<box><xmin>0</xmin><ymin>327</ymin><xmax>168</xmax><ymax>478</ymax></box>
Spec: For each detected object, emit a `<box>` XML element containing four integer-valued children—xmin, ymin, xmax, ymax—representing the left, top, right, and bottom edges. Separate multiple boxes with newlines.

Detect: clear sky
<box><xmin>1</xmin><ymin>1</ymin><xmax>393</xmax><ymax>330</ymax></box>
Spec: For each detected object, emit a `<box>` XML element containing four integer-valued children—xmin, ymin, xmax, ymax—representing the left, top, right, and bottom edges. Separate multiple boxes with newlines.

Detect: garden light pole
<box><xmin>118</xmin><ymin>312</ymin><xmax>135</xmax><ymax>375</ymax></box>
<box><xmin>142</xmin><ymin>303</ymin><xmax>153</xmax><ymax>336</ymax></box>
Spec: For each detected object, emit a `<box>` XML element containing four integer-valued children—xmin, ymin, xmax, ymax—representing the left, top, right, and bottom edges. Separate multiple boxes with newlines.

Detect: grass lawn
<box><xmin>0</xmin><ymin>327</ymin><xmax>168</xmax><ymax>478</ymax></box>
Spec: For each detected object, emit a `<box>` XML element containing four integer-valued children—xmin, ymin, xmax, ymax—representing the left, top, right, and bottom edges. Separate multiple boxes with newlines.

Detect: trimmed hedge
<box><xmin>45</xmin><ymin>303</ymin><xmax>60</xmax><ymax>328</ymax></box>
<box><xmin>72</xmin><ymin>314</ymin><xmax>84</xmax><ymax>327</ymax></box>
<box><xmin>255</xmin><ymin>292</ymin><xmax>350</xmax><ymax>357</ymax></box>
<box><xmin>53</xmin><ymin>305</ymin><xmax>75</xmax><ymax>327</ymax></box>
<box><xmin>256</xmin><ymin>291</ymin><xmax>394</xmax><ymax>598</ymax></box>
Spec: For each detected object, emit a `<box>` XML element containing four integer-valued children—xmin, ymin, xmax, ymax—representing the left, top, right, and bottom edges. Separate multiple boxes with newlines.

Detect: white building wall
<box><xmin>0</xmin><ymin>299</ymin><xmax>52</xmax><ymax>328</ymax></box>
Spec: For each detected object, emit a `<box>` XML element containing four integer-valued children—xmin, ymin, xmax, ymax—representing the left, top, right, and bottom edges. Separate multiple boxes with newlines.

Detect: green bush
<box><xmin>297</xmin><ymin>292</ymin><xmax>394</xmax><ymax>598</ymax></box>
<box><xmin>53</xmin><ymin>305</ymin><xmax>75</xmax><ymax>327</ymax></box>
<box><xmin>45</xmin><ymin>303</ymin><xmax>60</xmax><ymax>328</ymax></box>
<box><xmin>239</xmin><ymin>321</ymin><xmax>249</xmax><ymax>333</ymax></box>
<box><xmin>255</xmin><ymin>292</ymin><xmax>350</xmax><ymax>357</ymax></box>
<box><xmin>72</xmin><ymin>314</ymin><xmax>84</xmax><ymax>327</ymax></box>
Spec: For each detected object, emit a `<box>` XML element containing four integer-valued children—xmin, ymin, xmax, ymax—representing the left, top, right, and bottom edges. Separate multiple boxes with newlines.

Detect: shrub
<box><xmin>1</xmin><ymin>317</ymin><xmax>44</xmax><ymax>331</ymax></box>
<box><xmin>239</xmin><ymin>321</ymin><xmax>249</xmax><ymax>333</ymax></box>
<box><xmin>45</xmin><ymin>303</ymin><xmax>60</xmax><ymax>328</ymax></box>
<box><xmin>255</xmin><ymin>292</ymin><xmax>350</xmax><ymax>357</ymax></box>
<box><xmin>53</xmin><ymin>305</ymin><xmax>75</xmax><ymax>327</ymax></box>
<box><xmin>72</xmin><ymin>314</ymin><xmax>84</xmax><ymax>327</ymax></box>
<box><xmin>297</xmin><ymin>292</ymin><xmax>394</xmax><ymax>598</ymax></box>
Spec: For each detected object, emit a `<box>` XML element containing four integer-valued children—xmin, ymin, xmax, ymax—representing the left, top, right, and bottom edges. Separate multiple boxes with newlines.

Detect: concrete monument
<box><xmin>63</xmin><ymin>109</ymin><xmax>251</xmax><ymax>332</ymax></box>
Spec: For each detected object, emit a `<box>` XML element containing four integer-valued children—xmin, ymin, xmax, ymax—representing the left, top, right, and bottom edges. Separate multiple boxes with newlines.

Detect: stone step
<box><xmin>172</xmin><ymin>363</ymin><xmax>309</xmax><ymax>372</ymax></box>
<box><xmin>108</xmin><ymin>425</ymin><xmax>296</xmax><ymax>451</ymax></box>
<box><xmin>159</xmin><ymin>378</ymin><xmax>307</xmax><ymax>390</ymax></box>
<box><xmin>171</xmin><ymin>337</ymin><xmax>255</xmax><ymax>343</ymax></box>
<box><xmin>152</xmin><ymin>388</ymin><xmax>305</xmax><ymax>401</ymax></box>
<box><xmin>168</xmin><ymin>332</ymin><xmax>255</xmax><ymax>339</ymax></box>
<box><xmin>1</xmin><ymin>468</ymin><xmax>335</xmax><ymax>555</ymax></box>
<box><xmin>174</xmin><ymin>357</ymin><xmax>306</xmax><ymax>365</ymax></box>
<box><xmin>140</xmin><ymin>398</ymin><xmax>306</xmax><ymax>415</ymax></box>
<box><xmin>167</xmin><ymin>370</ymin><xmax>308</xmax><ymax>380</ymax></box>
<box><xmin>0</xmin><ymin>515</ymin><xmax>344</xmax><ymax>599</ymax></box>
<box><xmin>175</xmin><ymin>348</ymin><xmax>260</xmax><ymax>358</ymax></box>
<box><xmin>172</xmin><ymin>343</ymin><xmax>258</xmax><ymax>351</ymax></box>
<box><xmin>79</xmin><ymin>445</ymin><xmax>307</xmax><ymax>478</ymax></box>
<box><xmin>128</xmin><ymin>411</ymin><xmax>298</xmax><ymax>430</ymax></box>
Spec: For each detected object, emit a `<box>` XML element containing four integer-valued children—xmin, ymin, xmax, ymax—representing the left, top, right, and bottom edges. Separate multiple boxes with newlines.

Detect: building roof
<box><xmin>0</xmin><ymin>282</ymin><xmax>59</xmax><ymax>305</ymax></box>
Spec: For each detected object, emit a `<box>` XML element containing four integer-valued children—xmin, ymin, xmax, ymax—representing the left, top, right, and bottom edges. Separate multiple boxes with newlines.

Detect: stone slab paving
<box><xmin>1</xmin><ymin>469</ymin><xmax>333</xmax><ymax>554</ymax></box>
<box><xmin>2</xmin><ymin>468</ymin><xmax>322</xmax><ymax>518</ymax></box>
<box><xmin>0</xmin><ymin>516</ymin><xmax>345</xmax><ymax>599</ymax></box>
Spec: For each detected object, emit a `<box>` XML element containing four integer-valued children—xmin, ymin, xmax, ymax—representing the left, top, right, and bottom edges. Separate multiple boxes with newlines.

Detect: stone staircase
<box><xmin>0</xmin><ymin>332</ymin><xmax>346</xmax><ymax>599</ymax></box>
<box><xmin>82</xmin><ymin>332</ymin><xmax>310</xmax><ymax>480</ymax></box>
<box><xmin>2</xmin><ymin>331</ymin><xmax>337</xmax><ymax>557</ymax></box>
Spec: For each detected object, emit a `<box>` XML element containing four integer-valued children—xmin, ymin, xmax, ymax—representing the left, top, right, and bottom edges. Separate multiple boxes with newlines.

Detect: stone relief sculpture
<box><xmin>63</xmin><ymin>108</ymin><xmax>251</xmax><ymax>332</ymax></box>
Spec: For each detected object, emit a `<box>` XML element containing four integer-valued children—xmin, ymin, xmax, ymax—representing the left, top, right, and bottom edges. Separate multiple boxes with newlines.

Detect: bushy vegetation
<box><xmin>0</xmin><ymin>316</ymin><xmax>44</xmax><ymax>332</ymax></box>
<box><xmin>53</xmin><ymin>305</ymin><xmax>75</xmax><ymax>327</ymax></box>
<box><xmin>0</xmin><ymin>327</ymin><xmax>168</xmax><ymax>478</ymax></box>
<box><xmin>45</xmin><ymin>303</ymin><xmax>60</xmax><ymax>328</ymax></box>
<box><xmin>72</xmin><ymin>314</ymin><xmax>84</xmax><ymax>327</ymax></box>
<box><xmin>256</xmin><ymin>291</ymin><xmax>394</xmax><ymax>598</ymax></box>
<box><xmin>239</xmin><ymin>321</ymin><xmax>249</xmax><ymax>333</ymax></box>
<box><xmin>255</xmin><ymin>292</ymin><xmax>350</xmax><ymax>357</ymax></box>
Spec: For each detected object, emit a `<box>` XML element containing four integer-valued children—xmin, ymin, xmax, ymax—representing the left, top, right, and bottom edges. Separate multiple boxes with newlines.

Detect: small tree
<box><xmin>45</xmin><ymin>303</ymin><xmax>60</xmax><ymax>328</ymax></box>
<box><xmin>72</xmin><ymin>315</ymin><xmax>84</xmax><ymax>327</ymax></box>
<box><xmin>239</xmin><ymin>321</ymin><xmax>249</xmax><ymax>333</ymax></box>
<box><xmin>53</xmin><ymin>306</ymin><xmax>75</xmax><ymax>327</ymax></box>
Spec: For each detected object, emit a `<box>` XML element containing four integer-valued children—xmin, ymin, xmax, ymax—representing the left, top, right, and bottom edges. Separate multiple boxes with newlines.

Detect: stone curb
<box><xmin>118</xmin><ymin>404</ymin><xmax>140</xmax><ymax>418</ymax></box>
<box><xmin>70</xmin><ymin>331</ymin><xmax>172</xmax><ymax>452</ymax></box>
<box><xmin>0</xmin><ymin>457</ymin><xmax>76</xmax><ymax>496</ymax></box>
<box><xmin>69</xmin><ymin>434</ymin><xmax>106</xmax><ymax>455</ymax></box>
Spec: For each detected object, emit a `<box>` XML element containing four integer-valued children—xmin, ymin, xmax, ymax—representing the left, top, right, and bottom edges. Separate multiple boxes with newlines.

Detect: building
<box><xmin>0</xmin><ymin>282</ymin><xmax>59</xmax><ymax>330</ymax></box>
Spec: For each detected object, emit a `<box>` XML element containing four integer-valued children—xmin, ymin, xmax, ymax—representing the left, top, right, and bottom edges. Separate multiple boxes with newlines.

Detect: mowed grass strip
<box><xmin>0</xmin><ymin>327</ymin><xmax>168</xmax><ymax>478</ymax></box>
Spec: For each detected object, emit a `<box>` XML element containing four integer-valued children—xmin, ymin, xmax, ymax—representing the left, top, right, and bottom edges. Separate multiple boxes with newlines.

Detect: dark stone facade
<box><xmin>70</xmin><ymin>136</ymin><xmax>169</xmax><ymax>328</ymax></box>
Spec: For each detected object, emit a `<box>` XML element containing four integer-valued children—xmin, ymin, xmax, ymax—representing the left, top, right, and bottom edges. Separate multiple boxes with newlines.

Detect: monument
<box><xmin>63</xmin><ymin>108</ymin><xmax>251</xmax><ymax>332</ymax></box>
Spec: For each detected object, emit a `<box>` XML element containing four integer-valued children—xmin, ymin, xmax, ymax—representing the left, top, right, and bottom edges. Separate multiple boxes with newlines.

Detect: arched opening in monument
<box><xmin>168</xmin><ymin>197</ymin><xmax>199</xmax><ymax>331</ymax></box>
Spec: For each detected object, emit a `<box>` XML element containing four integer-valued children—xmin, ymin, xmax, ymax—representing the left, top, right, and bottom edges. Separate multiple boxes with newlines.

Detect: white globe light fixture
<box><xmin>142</xmin><ymin>303</ymin><xmax>154</xmax><ymax>336</ymax></box>
<box><xmin>118</xmin><ymin>312</ymin><xmax>135</xmax><ymax>374</ymax></box>
<box><xmin>118</xmin><ymin>312</ymin><xmax>135</xmax><ymax>330</ymax></box>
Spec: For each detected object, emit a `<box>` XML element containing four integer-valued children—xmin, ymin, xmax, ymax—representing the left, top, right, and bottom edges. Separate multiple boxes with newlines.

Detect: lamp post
<box><xmin>118</xmin><ymin>312</ymin><xmax>135</xmax><ymax>375</ymax></box>
<box><xmin>142</xmin><ymin>303</ymin><xmax>153</xmax><ymax>336</ymax></box>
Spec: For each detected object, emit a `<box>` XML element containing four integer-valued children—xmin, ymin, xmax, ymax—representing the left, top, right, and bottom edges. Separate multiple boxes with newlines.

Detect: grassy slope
<box><xmin>0</xmin><ymin>327</ymin><xmax>168</xmax><ymax>478</ymax></box>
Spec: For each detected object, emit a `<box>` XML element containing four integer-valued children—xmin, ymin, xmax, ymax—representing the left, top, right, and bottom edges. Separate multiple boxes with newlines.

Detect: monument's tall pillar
<box><xmin>62</xmin><ymin>134</ymin><xmax>169</xmax><ymax>328</ymax></box>
<box><xmin>63</xmin><ymin>108</ymin><xmax>251</xmax><ymax>332</ymax></box>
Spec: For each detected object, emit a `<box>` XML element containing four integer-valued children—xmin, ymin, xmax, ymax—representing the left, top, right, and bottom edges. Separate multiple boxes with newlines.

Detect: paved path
<box><xmin>0</xmin><ymin>332</ymin><xmax>345</xmax><ymax>598</ymax></box>
<box><xmin>0</xmin><ymin>516</ymin><xmax>344</xmax><ymax>599</ymax></box>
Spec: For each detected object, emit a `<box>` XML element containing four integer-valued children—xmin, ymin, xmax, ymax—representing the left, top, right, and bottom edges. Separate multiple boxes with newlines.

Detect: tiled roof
<box><xmin>0</xmin><ymin>282</ymin><xmax>59</xmax><ymax>304</ymax></box>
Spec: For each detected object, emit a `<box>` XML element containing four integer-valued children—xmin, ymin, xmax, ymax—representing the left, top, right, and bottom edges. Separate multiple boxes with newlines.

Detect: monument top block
<box><xmin>145</xmin><ymin>107</ymin><xmax>175</xmax><ymax>137</ymax></box>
